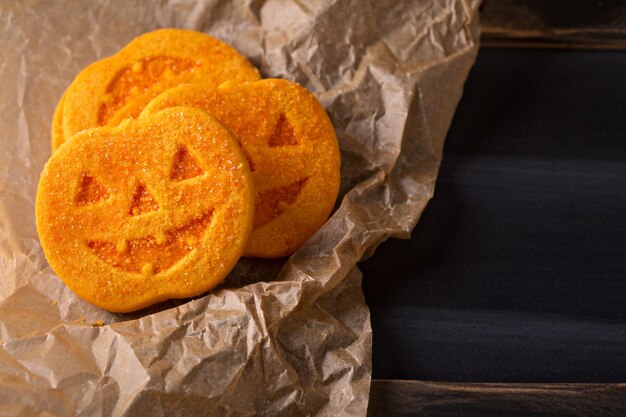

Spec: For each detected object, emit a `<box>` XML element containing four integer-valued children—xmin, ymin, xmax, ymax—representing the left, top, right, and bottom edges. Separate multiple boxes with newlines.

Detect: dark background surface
<box><xmin>480</xmin><ymin>0</ymin><xmax>626</xmax><ymax>49</ymax></box>
<box><xmin>361</xmin><ymin>48</ymin><xmax>626</xmax><ymax>383</ymax></box>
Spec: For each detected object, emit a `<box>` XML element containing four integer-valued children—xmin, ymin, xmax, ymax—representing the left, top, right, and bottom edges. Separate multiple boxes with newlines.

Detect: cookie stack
<box><xmin>36</xmin><ymin>29</ymin><xmax>340</xmax><ymax>312</ymax></box>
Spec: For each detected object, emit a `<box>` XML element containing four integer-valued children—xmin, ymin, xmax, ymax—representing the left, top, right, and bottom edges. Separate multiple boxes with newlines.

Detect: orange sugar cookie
<box><xmin>37</xmin><ymin>107</ymin><xmax>255</xmax><ymax>312</ymax></box>
<box><xmin>141</xmin><ymin>79</ymin><xmax>341</xmax><ymax>258</ymax></box>
<box><xmin>51</xmin><ymin>90</ymin><xmax>67</xmax><ymax>151</ymax></box>
<box><xmin>52</xmin><ymin>28</ymin><xmax>260</xmax><ymax>151</ymax></box>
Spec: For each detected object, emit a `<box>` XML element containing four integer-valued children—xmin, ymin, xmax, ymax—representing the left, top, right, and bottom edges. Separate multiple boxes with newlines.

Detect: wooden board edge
<box><xmin>368</xmin><ymin>379</ymin><xmax>626</xmax><ymax>416</ymax></box>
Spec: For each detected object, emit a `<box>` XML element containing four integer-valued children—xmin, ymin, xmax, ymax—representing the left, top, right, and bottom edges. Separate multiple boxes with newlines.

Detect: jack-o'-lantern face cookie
<box><xmin>51</xmin><ymin>28</ymin><xmax>260</xmax><ymax>151</ymax></box>
<box><xmin>142</xmin><ymin>79</ymin><xmax>341</xmax><ymax>258</ymax></box>
<box><xmin>37</xmin><ymin>107</ymin><xmax>254</xmax><ymax>312</ymax></box>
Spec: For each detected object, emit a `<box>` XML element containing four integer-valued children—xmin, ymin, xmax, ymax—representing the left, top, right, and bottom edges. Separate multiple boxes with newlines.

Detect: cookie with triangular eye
<box><xmin>37</xmin><ymin>107</ymin><xmax>255</xmax><ymax>312</ymax></box>
<box><xmin>141</xmin><ymin>79</ymin><xmax>341</xmax><ymax>258</ymax></box>
<box><xmin>52</xmin><ymin>28</ymin><xmax>260</xmax><ymax>151</ymax></box>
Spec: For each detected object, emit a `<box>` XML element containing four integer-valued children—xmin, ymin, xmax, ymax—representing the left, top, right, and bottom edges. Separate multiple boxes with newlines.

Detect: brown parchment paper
<box><xmin>0</xmin><ymin>1</ymin><xmax>480</xmax><ymax>415</ymax></box>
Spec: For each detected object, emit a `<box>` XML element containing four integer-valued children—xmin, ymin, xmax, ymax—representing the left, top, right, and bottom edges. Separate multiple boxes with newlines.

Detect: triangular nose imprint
<box><xmin>129</xmin><ymin>183</ymin><xmax>159</xmax><ymax>216</ymax></box>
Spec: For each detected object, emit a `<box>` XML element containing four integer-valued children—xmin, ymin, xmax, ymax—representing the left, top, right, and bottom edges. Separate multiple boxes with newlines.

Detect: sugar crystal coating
<box><xmin>76</xmin><ymin>174</ymin><xmax>109</xmax><ymax>205</ymax></box>
<box><xmin>37</xmin><ymin>107</ymin><xmax>255</xmax><ymax>312</ymax></box>
<box><xmin>170</xmin><ymin>145</ymin><xmax>204</xmax><ymax>181</ymax></box>
<box><xmin>141</xmin><ymin>79</ymin><xmax>341</xmax><ymax>258</ymax></box>
<box><xmin>88</xmin><ymin>211</ymin><xmax>212</xmax><ymax>274</ymax></box>
<box><xmin>98</xmin><ymin>57</ymin><xmax>198</xmax><ymax>125</ymax></box>
<box><xmin>129</xmin><ymin>183</ymin><xmax>159</xmax><ymax>216</ymax></box>
<box><xmin>51</xmin><ymin>29</ymin><xmax>260</xmax><ymax>151</ymax></box>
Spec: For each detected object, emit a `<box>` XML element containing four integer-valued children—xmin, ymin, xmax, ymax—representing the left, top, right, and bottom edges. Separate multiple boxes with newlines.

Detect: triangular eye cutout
<box><xmin>76</xmin><ymin>174</ymin><xmax>109</xmax><ymax>206</ymax></box>
<box><xmin>170</xmin><ymin>146</ymin><xmax>203</xmax><ymax>181</ymax></box>
<box><xmin>129</xmin><ymin>183</ymin><xmax>159</xmax><ymax>216</ymax></box>
<box><xmin>268</xmin><ymin>113</ymin><xmax>298</xmax><ymax>147</ymax></box>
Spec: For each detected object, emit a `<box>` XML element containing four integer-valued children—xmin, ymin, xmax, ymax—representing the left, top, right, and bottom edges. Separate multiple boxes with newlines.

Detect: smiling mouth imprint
<box><xmin>87</xmin><ymin>211</ymin><xmax>213</xmax><ymax>276</ymax></box>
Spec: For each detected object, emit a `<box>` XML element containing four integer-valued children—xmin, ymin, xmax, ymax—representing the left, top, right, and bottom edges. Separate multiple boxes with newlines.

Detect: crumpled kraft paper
<box><xmin>0</xmin><ymin>0</ymin><xmax>480</xmax><ymax>415</ymax></box>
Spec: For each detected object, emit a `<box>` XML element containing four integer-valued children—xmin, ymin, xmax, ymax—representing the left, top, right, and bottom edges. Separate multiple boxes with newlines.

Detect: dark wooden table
<box><xmin>363</xmin><ymin>1</ymin><xmax>626</xmax><ymax>415</ymax></box>
<box><xmin>481</xmin><ymin>0</ymin><xmax>626</xmax><ymax>49</ymax></box>
<box><xmin>368</xmin><ymin>381</ymin><xmax>626</xmax><ymax>416</ymax></box>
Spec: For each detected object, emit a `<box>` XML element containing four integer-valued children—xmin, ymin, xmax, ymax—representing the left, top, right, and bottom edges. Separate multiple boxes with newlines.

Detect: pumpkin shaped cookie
<box><xmin>51</xmin><ymin>90</ymin><xmax>67</xmax><ymax>150</ymax></box>
<box><xmin>37</xmin><ymin>107</ymin><xmax>255</xmax><ymax>312</ymax></box>
<box><xmin>52</xmin><ymin>28</ymin><xmax>260</xmax><ymax>151</ymax></box>
<box><xmin>142</xmin><ymin>79</ymin><xmax>341</xmax><ymax>258</ymax></box>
